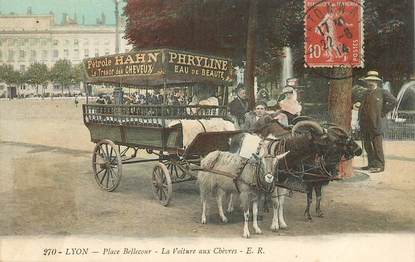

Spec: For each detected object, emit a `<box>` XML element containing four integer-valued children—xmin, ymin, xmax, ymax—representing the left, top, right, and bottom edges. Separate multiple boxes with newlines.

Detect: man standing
<box><xmin>358</xmin><ymin>71</ymin><xmax>397</xmax><ymax>173</ymax></box>
<box><xmin>228</xmin><ymin>84</ymin><xmax>249</xmax><ymax>128</ymax></box>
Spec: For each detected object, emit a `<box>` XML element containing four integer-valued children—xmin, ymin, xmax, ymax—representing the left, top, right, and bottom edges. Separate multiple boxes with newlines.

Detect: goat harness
<box><xmin>198</xmin><ymin>140</ymin><xmax>276</xmax><ymax>194</ymax></box>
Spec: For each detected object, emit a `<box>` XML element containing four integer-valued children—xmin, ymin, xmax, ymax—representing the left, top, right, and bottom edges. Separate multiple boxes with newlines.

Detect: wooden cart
<box><xmin>83</xmin><ymin>48</ymin><xmax>240</xmax><ymax>205</ymax></box>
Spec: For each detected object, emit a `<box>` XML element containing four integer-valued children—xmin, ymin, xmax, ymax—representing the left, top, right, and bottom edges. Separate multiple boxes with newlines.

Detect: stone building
<box><xmin>0</xmin><ymin>11</ymin><xmax>132</xmax><ymax>98</ymax></box>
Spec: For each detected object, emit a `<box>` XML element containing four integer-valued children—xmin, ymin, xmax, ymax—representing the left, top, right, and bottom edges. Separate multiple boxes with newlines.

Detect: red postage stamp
<box><xmin>304</xmin><ymin>0</ymin><xmax>364</xmax><ymax>68</ymax></box>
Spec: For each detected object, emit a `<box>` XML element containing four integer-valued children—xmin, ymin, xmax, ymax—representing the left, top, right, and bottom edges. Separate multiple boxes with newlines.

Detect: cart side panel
<box><xmin>124</xmin><ymin>127</ymin><xmax>164</xmax><ymax>147</ymax></box>
<box><xmin>165</xmin><ymin>127</ymin><xmax>182</xmax><ymax>148</ymax></box>
<box><xmin>86</xmin><ymin>123</ymin><xmax>183</xmax><ymax>149</ymax></box>
<box><xmin>87</xmin><ymin>124</ymin><xmax>123</xmax><ymax>144</ymax></box>
<box><xmin>124</xmin><ymin>126</ymin><xmax>182</xmax><ymax>148</ymax></box>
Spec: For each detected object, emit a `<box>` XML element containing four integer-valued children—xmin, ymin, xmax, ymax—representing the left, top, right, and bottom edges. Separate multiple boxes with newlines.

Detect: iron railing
<box><xmin>83</xmin><ymin>104</ymin><xmax>228</xmax><ymax>127</ymax></box>
<box><xmin>304</xmin><ymin>111</ymin><xmax>415</xmax><ymax>141</ymax></box>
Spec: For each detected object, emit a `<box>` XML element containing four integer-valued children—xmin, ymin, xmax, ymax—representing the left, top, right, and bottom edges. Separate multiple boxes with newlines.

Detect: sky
<box><xmin>0</xmin><ymin>0</ymin><xmax>126</xmax><ymax>25</ymax></box>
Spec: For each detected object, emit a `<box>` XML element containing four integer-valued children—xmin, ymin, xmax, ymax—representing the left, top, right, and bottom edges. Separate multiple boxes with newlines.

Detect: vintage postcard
<box><xmin>0</xmin><ymin>0</ymin><xmax>414</xmax><ymax>261</ymax></box>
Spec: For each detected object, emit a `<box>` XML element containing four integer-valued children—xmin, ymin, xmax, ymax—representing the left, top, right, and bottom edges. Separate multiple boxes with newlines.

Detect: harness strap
<box><xmin>194</xmin><ymin>167</ymin><xmax>236</xmax><ymax>179</ymax></box>
<box><xmin>196</xmin><ymin>119</ymin><xmax>207</xmax><ymax>132</ymax></box>
<box><xmin>196</xmin><ymin>158</ymin><xmax>250</xmax><ymax>194</ymax></box>
<box><xmin>234</xmin><ymin>158</ymin><xmax>250</xmax><ymax>193</ymax></box>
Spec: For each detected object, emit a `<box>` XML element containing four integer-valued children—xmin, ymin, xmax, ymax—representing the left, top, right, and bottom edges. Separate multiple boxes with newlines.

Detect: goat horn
<box><xmin>292</xmin><ymin>120</ymin><xmax>324</xmax><ymax>136</ymax></box>
<box><xmin>328</xmin><ymin>126</ymin><xmax>349</xmax><ymax>136</ymax></box>
<box><xmin>275</xmin><ymin>151</ymin><xmax>290</xmax><ymax>160</ymax></box>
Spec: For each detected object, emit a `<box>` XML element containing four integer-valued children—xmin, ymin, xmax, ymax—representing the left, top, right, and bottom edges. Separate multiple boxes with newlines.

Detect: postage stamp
<box><xmin>304</xmin><ymin>0</ymin><xmax>364</xmax><ymax>68</ymax></box>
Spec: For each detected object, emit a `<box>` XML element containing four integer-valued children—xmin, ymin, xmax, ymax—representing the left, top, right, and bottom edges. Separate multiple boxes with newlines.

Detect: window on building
<box><xmin>104</xmin><ymin>40</ymin><xmax>110</xmax><ymax>46</ymax></box>
<box><xmin>84</xmin><ymin>49</ymin><xmax>89</xmax><ymax>58</ymax></box>
<box><xmin>74</xmin><ymin>39</ymin><xmax>79</xmax><ymax>46</ymax></box>
<box><xmin>53</xmin><ymin>49</ymin><xmax>59</xmax><ymax>58</ymax></box>
<box><xmin>94</xmin><ymin>49</ymin><xmax>99</xmax><ymax>57</ymax></box>
<box><xmin>30</xmin><ymin>39</ymin><xmax>39</xmax><ymax>46</ymax></box>
<box><xmin>41</xmin><ymin>39</ymin><xmax>48</xmax><ymax>46</ymax></box>
<box><xmin>30</xmin><ymin>50</ymin><xmax>36</xmax><ymax>61</ymax></box>
<box><xmin>8</xmin><ymin>50</ymin><xmax>15</xmax><ymax>61</ymax></box>
<box><xmin>19</xmin><ymin>50</ymin><xmax>25</xmax><ymax>60</ymax></box>
<box><xmin>73</xmin><ymin>49</ymin><xmax>79</xmax><ymax>59</ymax></box>
<box><xmin>105</xmin><ymin>49</ymin><xmax>110</xmax><ymax>55</ymax></box>
<box><xmin>53</xmin><ymin>39</ymin><xmax>59</xmax><ymax>46</ymax></box>
<box><xmin>65</xmin><ymin>39</ymin><xmax>70</xmax><ymax>46</ymax></box>
<box><xmin>41</xmin><ymin>50</ymin><xmax>48</xmax><ymax>60</ymax></box>
<box><xmin>20</xmin><ymin>65</ymin><xmax>26</xmax><ymax>72</ymax></box>
<box><xmin>64</xmin><ymin>49</ymin><xmax>69</xmax><ymax>58</ymax></box>
<box><xmin>84</xmin><ymin>39</ymin><xmax>89</xmax><ymax>46</ymax></box>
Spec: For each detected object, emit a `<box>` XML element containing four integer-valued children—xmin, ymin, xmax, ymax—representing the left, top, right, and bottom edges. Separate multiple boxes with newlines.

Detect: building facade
<box><xmin>0</xmin><ymin>14</ymin><xmax>131</xmax><ymax>71</ymax></box>
<box><xmin>0</xmin><ymin>13</ymin><xmax>132</xmax><ymax>98</ymax></box>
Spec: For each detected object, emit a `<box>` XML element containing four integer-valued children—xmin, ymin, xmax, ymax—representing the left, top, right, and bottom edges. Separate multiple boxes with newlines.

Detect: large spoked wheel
<box><xmin>163</xmin><ymin>160</ymin><xmax>187</xmax><ymax>180</ymax></box>
<box><xmin>152</xmin><ymin>163</ymin><xmax>172</xmax><ymax>206</ymax></box>
<box><xmin>92</xmin><ymin>139</ymin><xmax>122</xmax><ymax>192</ymax></box>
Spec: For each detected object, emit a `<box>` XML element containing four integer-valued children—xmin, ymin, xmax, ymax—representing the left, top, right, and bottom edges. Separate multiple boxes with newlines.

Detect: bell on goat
<box><xmin>265</xmin><ymin>173</ymin><xmax>274</xmax><ymax>183</ymax></box>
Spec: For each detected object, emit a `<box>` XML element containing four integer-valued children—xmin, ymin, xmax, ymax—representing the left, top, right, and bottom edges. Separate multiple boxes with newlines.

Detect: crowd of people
<box><xmin>228</xmin><ymin>83</ymin><xmax>303</xmax><ymax>131</ymax></box>
<box><xmin>93</xmin><ymin>71</ymin><xmax>398</xmax><ymax>174</ymax></box>
<box><xmin>94</xmin><ymin>87</ymin><xmax>219</xmax><ymax>117</ymax></box>
<box><xmin>96</xmin><ymin>92</ymin><xmax>165</xmax><ymax>105</ymax></box>
<box><xmin>228</xmin><ymin>70</ymin><xmax>398</xmax><ymax>174</ymax></box>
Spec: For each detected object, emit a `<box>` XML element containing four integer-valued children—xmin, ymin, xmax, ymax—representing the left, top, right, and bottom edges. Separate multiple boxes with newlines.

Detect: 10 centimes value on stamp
<box><xmin>304</xmin><ymin>0</ymin><xmax>364</xmax><ymax>71</ymax></box>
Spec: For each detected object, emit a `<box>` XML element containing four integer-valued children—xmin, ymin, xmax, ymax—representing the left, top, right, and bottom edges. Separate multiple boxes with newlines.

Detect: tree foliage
<box><xmin>124</xmin><ymin>0</ymin><xmax>413</xmax><ymax>88</ymax></box>
<box><xmin>72</xmin><ymin>63</ymin><xmax>85</xmax><ymax>84</ymax></box>
<box><xmin>0</xmin><ymin>64</ymin><xmax>24</xmax><ymax>86</ymax></box>
<box><xmin>25</xmin><ymin>63</ymin><xmax>49</xmax><ymax>86</ymax></box>
<box><xmin>50</xmin><ymin>59</ymin><xmax>73</xmax><ymax>94</ymax></box>
<box><xmin>124</xmin><ymin>0</ymin><xmax>249</xmax><ymax>62</ymax></box>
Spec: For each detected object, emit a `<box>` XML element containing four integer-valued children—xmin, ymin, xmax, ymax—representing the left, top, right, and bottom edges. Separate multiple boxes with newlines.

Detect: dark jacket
<box><xmin>359</xmin><ymin>88</ymin><xmax>397</xmax><ymax>135</ymax></box>
<box><xmin>244</xmin><ymin>112</ymin><xmax>270</xmax><ymax>131</ymax></box>
<box><xmin>228</xmin><ymin>96</ymin><xmax>248</xmax><ymax>126</ymax></box>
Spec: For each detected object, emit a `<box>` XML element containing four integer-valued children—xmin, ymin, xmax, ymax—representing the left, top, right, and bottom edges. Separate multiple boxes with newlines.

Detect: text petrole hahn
<box><xmin>86</xmin><ymin>51</ymin><xmax>230</xmax><ymax>80</ymax></box>
<box><xmin>43</xmin><ymin>247</ymin><xmax>265</xmax><ymax>256</ymax></box>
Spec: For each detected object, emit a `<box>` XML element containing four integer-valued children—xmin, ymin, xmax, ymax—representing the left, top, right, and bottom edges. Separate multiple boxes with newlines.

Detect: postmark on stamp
<box><xmin>304</xmin><ymin>0</ymin><xmax>364</xmax><ymax>68</ymax></box>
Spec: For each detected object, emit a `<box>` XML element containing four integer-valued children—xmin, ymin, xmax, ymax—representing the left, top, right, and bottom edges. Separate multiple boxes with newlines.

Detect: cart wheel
<box><xmin>92</xmin><ymin>139</ymin><xmax>122</xmax><ymax>192</ymax></box>
<box><xmin>164</xmin><ymin>160</ymin><xmax>187</xmax><ymax>180</ymax></box>
<box><xmin>152</xmin><ymin>163</ymin><xmax>172</xmax><ymax>206</ymax></box>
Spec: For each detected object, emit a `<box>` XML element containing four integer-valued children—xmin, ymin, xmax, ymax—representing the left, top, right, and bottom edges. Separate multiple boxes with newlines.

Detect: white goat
<box><xmin>229</xmin><ymin>132</ymin><xmax>290</xmax><ymax>232</ymax></box>
<box><xmin>198</xmin><ymin>148</ymin><xmax>287</xmax><ymax>238</ymax></box>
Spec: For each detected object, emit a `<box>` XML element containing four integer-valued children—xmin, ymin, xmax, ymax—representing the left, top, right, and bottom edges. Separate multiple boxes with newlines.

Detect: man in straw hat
<box><xmin>358</xmin><ymin>70</ymin><xmax>397</xmax><ymax>173</ymax></box>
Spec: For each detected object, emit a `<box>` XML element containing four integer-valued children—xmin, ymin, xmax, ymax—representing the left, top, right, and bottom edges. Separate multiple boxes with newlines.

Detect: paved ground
<box><xmin>0</xmin><ymin>99</ymin><xmax>414</xmax><ymax>238</ymax></box>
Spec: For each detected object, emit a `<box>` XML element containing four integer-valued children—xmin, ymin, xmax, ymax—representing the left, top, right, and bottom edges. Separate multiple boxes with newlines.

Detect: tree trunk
<box><xmin>245</xmin><ymin>0</ymin><xmax>257</xmax><ymax>111</ymax></box>
<box><xmin>328</xmin><ymin>68</ymin><xmax>353</xmax><ymax>177</ymax></box>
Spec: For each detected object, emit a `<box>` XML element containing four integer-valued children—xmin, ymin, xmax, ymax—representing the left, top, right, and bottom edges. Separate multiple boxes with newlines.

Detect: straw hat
<box><xmin>363</xmin><ymin>71</ymin><xmax>382</xmax><ymax>81</ymax></box>
<box><xmin>282</xmin><ymin>86</ymin><xmax>295</xmax><ymax>94</ymax></box>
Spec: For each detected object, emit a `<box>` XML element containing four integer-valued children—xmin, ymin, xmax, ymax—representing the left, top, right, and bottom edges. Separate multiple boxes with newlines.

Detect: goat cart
<box><xmin>83</xmin><ymin>48</ymin><xmax>239</xmax><ymax>206</ymax></box>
